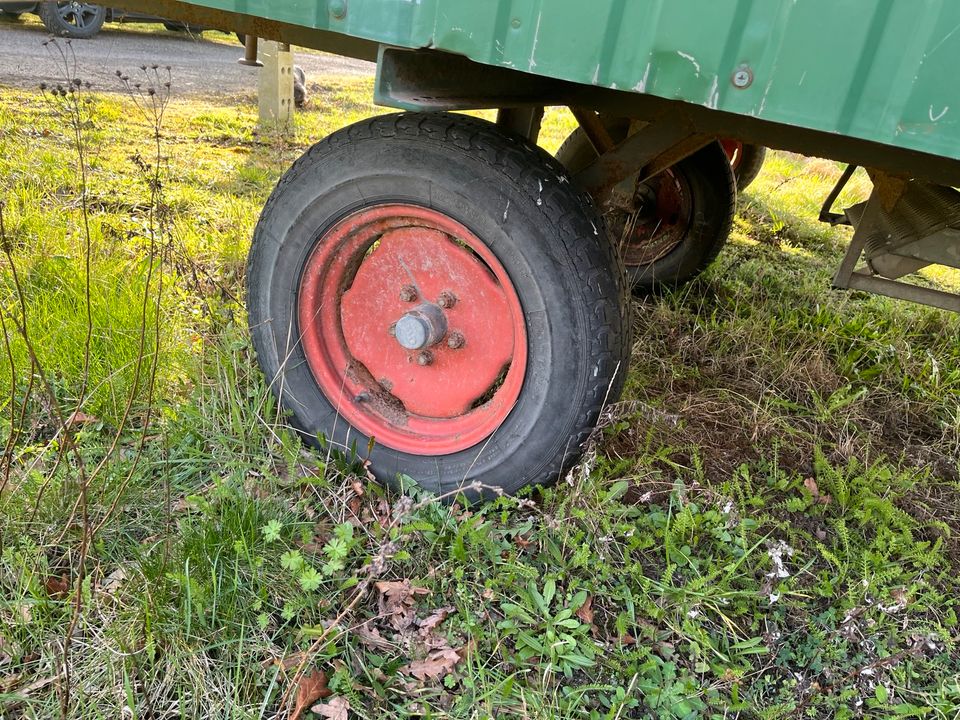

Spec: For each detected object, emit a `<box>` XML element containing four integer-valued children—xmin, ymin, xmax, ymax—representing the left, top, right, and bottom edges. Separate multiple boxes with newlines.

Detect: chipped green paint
<box><xmin>192</xmin><ymin>0</ymin><xmax>960</xmax><ymax>160</ymax></box>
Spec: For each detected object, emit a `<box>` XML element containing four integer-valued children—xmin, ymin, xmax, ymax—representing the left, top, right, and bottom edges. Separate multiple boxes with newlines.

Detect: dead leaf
<box><xmin>456</xmin><ymin>639</ymin><xmax>476</xmax><ymax>662</ymax></box>
<box><xmin>99</xmin><ymin>567</ymin><xmax>127</xmax><ymax>596</ymax></box>
<box><xmin>418</xmin><ymin>606</ymin><xmax>454</xmax><ymax>634</ymax></box>
<box><xmin>66</xmin><ymin>411</ymin><xmax>99</xmax><ymax>427</ymax></box>
<box><xmin>269</xmin><ymin>651</ymin><xmax>309</xmax><ymax>671</ymax></box>
<box><xmin>803</xmin><ymin>477</ymin><xmax>832</xmax><ymax>505</ymax></box>
<box><xmin>375</xmin><ymin>580</ymin><xmax>431</xmax><ymax>607</ymax></box>
<box><xmin>311</xmin><ymin>695</ymin><xmax>350</xmax><ymax>720</ymax></box>
<box><xmin>375</xmin><ymin>580</ymin><xmax>430</xmax><ymax>631</ymax></box>
<box><xmin>618</xmin><ymin>633</ymin><xmax>636</xmax><ymax>646</ymax></box>
<box><xmin>44</xmin><ymin>575</ymin><xmax>70</xmax><ymax>599</ymax></box>
<box><xmin>296</xmin><ymin>523</ymin><xmax>332</xmax><ymax>555</ymax></box>
<box><xmin>514</xmin><ymin>533</ymin><xmax>533</xmax><ymax>549</ymax></box>
<box><xmin>354</xmin><ymin>622</ymin><xmax>394</xmax><ymax>651</ymax></box>
<box><xmin>575</xmin><ymin>594</ymin><xmax>593</xmax><ymax>625</ymax></box>
<box><xmin>290</xmin><ymin>669</ymin><xmax>331</xmax><ymax>720</ymax></box>
<box><xmin>400</xmin><ymin>647</ymin><xmax>463</xmax><ymax>681</ymax></box>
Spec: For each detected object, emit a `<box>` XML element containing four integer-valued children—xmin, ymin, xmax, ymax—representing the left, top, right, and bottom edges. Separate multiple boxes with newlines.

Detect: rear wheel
<box><xmin>557</xmin><ymin>118</ymin><xmax>735</xmax><ymax>291</ymax></box>
<box><xmin>247</xmin><ymin>112</ymin><xmax>631</xmax><ymax>499</ymax></box>
<box><xmin>37</xmin><ymin>2</ymin><xmax>106</xmax><ymax>38</ymax></box>
<box><xmin>720</xmin><ymin>139</ymin><xmax>767</xmax><ymax>190</ymax></box>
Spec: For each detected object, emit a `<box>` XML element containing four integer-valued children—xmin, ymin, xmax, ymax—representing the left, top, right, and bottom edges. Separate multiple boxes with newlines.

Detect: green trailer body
<box><xmin>125</xmin><ymin>0</ymin><xmax>960</xmax><ymax>165</ymax></box>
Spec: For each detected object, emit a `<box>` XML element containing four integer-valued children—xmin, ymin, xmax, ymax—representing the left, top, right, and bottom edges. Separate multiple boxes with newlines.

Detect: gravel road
<box><xmin>0</xmin><ymin>17</ymin><xmax>373</xmax><ymax>95</ymax></box>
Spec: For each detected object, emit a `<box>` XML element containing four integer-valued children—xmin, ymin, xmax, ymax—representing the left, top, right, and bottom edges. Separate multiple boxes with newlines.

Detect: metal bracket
<box><xmin>572</xmin><ymin>109</ymin><xmax>710</xmax><ymax>209</ymax></box>
<box><xmin>819</xmin><ymin>164</ymin><xmax>857</xmax><ymax>226</ymax></box>
<box><xmin>833</xmin><ymin>172</ymin><xmax>960</xmax><ymax>313</ymax></box>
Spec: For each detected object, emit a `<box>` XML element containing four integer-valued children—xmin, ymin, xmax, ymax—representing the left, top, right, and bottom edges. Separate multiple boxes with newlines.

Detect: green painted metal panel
<box><xmin>190</xmin><ymin>0</ymin><xmax>960</xmax><ymax>161</ymax></box>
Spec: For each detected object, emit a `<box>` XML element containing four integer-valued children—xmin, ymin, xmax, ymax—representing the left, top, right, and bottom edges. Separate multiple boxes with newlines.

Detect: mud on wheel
<box><xmin>247</xmin><ymin>112</ymin><xmax>632</xmax><ymax>499</ymax></box>
<box><xmin>557</xmin><ymin>117</ymin><xmax>736</xmax><ymax>291</ymax></box>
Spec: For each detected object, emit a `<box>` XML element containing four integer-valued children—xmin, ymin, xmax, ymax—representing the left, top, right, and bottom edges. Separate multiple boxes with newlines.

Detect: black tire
<box><xmin>37</xmin><ymin>2</ymin><xmax>106</xmax><ymax>38</ymax></box>
<box><xmin>247</xmin><ymin>112</ymin><xmax>631</xmax><ymax>500</ymax></box>
<box><xmin>557</xmin><ymin>118</ymin><xmax>735</xmax><ymax>291</ymax></box>
<box><xmin>163</xmin><ymin>21</ymin><xmax>188</xmax><ymax>32</ymax></box>
<box><xmin>733</xmin><ymin>143</ymin><xmax>767</xmax><ymax>190</ymax></box>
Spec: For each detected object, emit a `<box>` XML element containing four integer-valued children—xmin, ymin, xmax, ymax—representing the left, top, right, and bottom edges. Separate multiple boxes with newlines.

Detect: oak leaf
<box><xmin>290</xmin><ymin>669</ymin><xmax>331</xmax><ymax>720</ymax></box>
<box><xmin>418</xmin><ymin>606</ymin><xmax>454</xmax><ymax>634</ymax></box>
<box><xmin>354</xmin><ymin>622</ymin><xmax>394</xmax><ymax>651</ymax></box>
<box><xmin>311</xmin><ymin>695</ymin><xmax>350</xmax><ymax>720</ymax></box>
<box><xmin>400</xmin><ymin>647</ymin><xmax>462</xmax><ymax>681</ymax></box>
<box><xmin>375</xmin><ymin>580</ymin><xmax>430</xmax><ymax>631</ymax></box>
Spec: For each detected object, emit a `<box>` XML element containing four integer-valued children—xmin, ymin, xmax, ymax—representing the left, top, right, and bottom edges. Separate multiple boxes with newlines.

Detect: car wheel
<box><xmin>37</xmin><ymin>2</ymin><xmax>106</xmax><ymax>38</ymax></box>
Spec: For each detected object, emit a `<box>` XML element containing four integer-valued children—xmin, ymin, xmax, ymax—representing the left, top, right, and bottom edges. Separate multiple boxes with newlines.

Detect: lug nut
<box><xmin>437</xmin><ymin>291</ymin><xmax>457</xmax><ymax>309</ymax></box>
<box><xmin>447</xmin><ymin>331</ymin><xmax>465</xmax><ymax>349</ymax></box>
<box><xmin>417</xmin><ymin>350</ymin><xmax>433</xmax><ymax>366</ymax></box>
<box><xmin>399</xmin><ymin>285</ymin><xmax>418</xmax><ymax>302</ymax></box>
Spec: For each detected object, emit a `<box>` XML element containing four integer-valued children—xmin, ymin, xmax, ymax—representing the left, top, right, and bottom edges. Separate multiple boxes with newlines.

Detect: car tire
<box><xmin>37</xmin><ymin>2</ymin><xmax>106</xmax><ymax>38</ymax></box>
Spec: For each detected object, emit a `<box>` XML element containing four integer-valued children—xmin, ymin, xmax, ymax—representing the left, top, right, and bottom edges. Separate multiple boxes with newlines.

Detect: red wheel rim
<box><xmin>298</xmin><ymin>204</ymin><xmax>527</xmax><ymax>456</ymax></box>
<box><xmin>719</xmin><ymin>138</ymin><xmax>743</xmax><ymax>171</ymax></box>
<box><xmin>611</xmin><ymin>169</ymin><xmax>694</xmax><ymax>267</ymax></box>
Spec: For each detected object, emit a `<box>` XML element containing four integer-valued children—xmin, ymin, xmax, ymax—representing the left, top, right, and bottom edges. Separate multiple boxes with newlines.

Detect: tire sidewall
<box><xmin>733</xmin><ymin>143</ymin><xmax>767</xmax><ymax>191</ymax></box>
<box><xmin>249</xmin><ymin>121</ymin><xmax>609</xmax><ymax>497</ymax></box>
<box><xmin>39</xmin><ymin>1</ymin><xmax>106</xmax><ymax>38</ymax></box>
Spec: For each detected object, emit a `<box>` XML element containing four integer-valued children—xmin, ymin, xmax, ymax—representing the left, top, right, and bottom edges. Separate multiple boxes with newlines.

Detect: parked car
<box><xmin>0</xmin><ymin>2</ymin><xmax>218</xmax><ymax>39</ymax></box>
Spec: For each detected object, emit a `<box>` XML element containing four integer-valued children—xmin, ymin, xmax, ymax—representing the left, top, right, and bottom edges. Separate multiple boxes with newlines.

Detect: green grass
<box><xmin>1</xmin><ymin>72</ymin><xmax>959</xmax><ymax>720</ymax></box>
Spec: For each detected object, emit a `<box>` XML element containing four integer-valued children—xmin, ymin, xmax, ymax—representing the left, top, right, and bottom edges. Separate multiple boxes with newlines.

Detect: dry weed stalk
<box><xmin>0</xmin><ymin>40</ymin><xmax>174</xmax><ymax>718</ymax></box>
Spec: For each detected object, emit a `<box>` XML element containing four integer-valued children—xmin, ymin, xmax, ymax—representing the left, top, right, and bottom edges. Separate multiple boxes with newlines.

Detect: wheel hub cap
<box><xmin>394</xmin><ymin>303</ymin><xmax>447</xmax><ymax>351</ymax></box>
